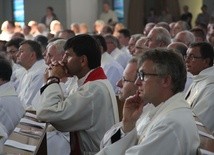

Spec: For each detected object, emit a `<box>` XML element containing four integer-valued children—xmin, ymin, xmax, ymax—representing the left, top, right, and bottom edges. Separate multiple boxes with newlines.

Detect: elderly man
<box><xmin>143</xmin><ymin>23</ymin><xmax>155</xmax><ymax>36</ymax></box>
<box><xmin>185</xmin><ymin>42</ymin><xmax>214</xmax><ymax>134</ymax></box>
<box><xmin>133</xmin><ymin>37</ymin><xmax>148</xmax><ymax>56</ymax></box>
<box><xmin>36</xmin><ymin>34</ymin><xmax>119</xmax><ymax>155</ymax></box>
<box><xmin>174</xmin><ymin>30</ymin><xmax>195</xmax><ymax>46</ymax></box>
<box><xmin>128</xmin><ymin>34</ymin><xmax>142</xmax><ymax>55</ymax></box>
<box><xmin>97</xmin><ymin>49</ymin><xmax>199</xmax><ymax>155</ymax></box>
<box><xmin>173</xmin><ymin>20</ymin><xmax>190</xmax><ymax>37</ymax></box>
<box><xmin>144</xmin><ymin>27</ymin><xmax>171</xmax><ymax>48</ymax></box>
<box><xmin>33</xmin><ymin>39</ymin><xmax>74</xmax><ymax>155</ymax></box>
<box><xmin>104</xmin><ymin>34</ymin><xmax>129</xmax><ymax>69</ymax></box>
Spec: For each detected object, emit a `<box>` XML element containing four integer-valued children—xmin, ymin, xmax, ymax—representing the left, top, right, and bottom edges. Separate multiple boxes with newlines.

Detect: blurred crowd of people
<box><xmin>0</xmin><ymin>2</ymin><xmax>214</xmax><ymax>155</ymax></box>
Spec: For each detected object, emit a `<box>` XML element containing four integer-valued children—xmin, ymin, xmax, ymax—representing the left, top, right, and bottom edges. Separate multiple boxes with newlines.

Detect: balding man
<box><xmin>174</xmin><ymin>30</ymin><xmax>195</xmax><ymax>46</ymax></box>
<box><xmin>133</xmin><ymin>37</ymin><xmax>149</xmax><ymax>56</ymax></box>
<box><xmin>167</xmin><ymin>42</ymin><xmax>192</xmax><ymax>93</ymax></box>
<box><xmin>173</xmin><ymin>20</ymin><xmax>189</xmax><ymax>37</ymax></box>
<box><xmin>145</xmin><ymin>27</ymin><xmax>171</xmax><ymax>48</ymax></box>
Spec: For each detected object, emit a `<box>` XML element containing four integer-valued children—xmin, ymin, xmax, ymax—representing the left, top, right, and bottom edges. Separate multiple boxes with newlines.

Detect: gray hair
<box><xmin>104</xmin><ymin>34</ymin><xmax>120</xmax><ymax>48</ymax></box>
<box><xmin>52</xmin><ymin>39</ymin><xmax>66</xmax><ymax>54</ymax></box>
<box><xmin>131</xmin><ymin>34</ymin><xmax>143</xmax><ymax>42</ymax></box>
<box><xmin>138</xmin><ymin>48</ymin><xmax>186</xmax><ymax>94</ymax></box>
<box><xmin>154</xmin><ymin>27</ymin><xmax>172</xmax><ymax>46</ymax></box>
<box><xmin>174</xmin><ymin>30</ymin><xmax>195</xmax><ymax>46</ymax></box>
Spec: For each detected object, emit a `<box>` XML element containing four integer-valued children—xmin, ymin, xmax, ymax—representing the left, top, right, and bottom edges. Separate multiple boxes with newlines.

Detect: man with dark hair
<box><xmin>118</xmin><ymin>29</ymin><xmax>131</xmax><ymax>48</ymax></box>
<box><xmin>5</xmin><ymin>38</ymin><xmax>24</xmax><ymax>63</ymax></box>
<box><xmin>185</xmin><ymin>42</ymin><xmax>214</xmax><ymax>134</ymax></box>
<box><xmin>0</xmin><ymin>56</ymin><xmax>24</xmax><ymax>138</ymax></box>
<box><xmin>98</xmin><ymin>49</ymin><xmax>199</xmax><ymax>155</ymax></box>
<box><xmin>16</xmin><ymin>40</ymin><xmax>46</xmax><ymax>108</ymax></box>
<box><xmin>5</xmin><ymin>37</ymin><xmax>26</xmax><ymax>89</ymax></box>
<box><xmin>117</xmin><ymin>29</ymin><xmax>132</xmax><ymax>63</ymax></box>
<box><xmin>34</xmin><ymin>35</ymin><xmax>48</xmax><ymax>54</ymax></box>
<box><xmin>36</xmin><ymin>34</ymin><xmax>119</xmax><ymax>154</ymax></box>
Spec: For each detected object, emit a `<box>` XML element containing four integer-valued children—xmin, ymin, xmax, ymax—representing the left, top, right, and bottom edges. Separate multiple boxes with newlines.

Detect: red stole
<box><xmin>83</xmin><ymin>67</ymin><xmax>107</xmax><ymax>84</ymax></box>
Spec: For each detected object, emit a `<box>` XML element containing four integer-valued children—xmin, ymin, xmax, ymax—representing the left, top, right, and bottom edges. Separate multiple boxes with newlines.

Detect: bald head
<box><xmin>174</xmin><ymin>30</ymin><xmax>195</xmax><ymax>46</ymax></box>
<box><xmin>167</xmin><ymin>42</ymin><xmax>187</xmax><ymax>58</ymax></box>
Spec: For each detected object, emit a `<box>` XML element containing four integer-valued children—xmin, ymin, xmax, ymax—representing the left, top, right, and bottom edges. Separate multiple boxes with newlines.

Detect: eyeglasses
<box><xmin>137</xmin><ymin>71</ymin><xmax>159</xmax><ymax>81</ymax></box>
<box><xmin>121</xmin><ymin>76</ymin><xmax>135</xmax><ymax>83</ymax></box>
<box><xmin>184</xmin><ymin>54</ymin><xmax>203</xmax><ymax>61</ymax></box>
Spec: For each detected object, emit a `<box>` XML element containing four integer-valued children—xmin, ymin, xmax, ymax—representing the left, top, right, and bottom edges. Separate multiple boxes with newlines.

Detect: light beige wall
<box><xmin>179</xmin><ymin>0</ymin><xmax>202</xmax><ymax>27</ymax></box>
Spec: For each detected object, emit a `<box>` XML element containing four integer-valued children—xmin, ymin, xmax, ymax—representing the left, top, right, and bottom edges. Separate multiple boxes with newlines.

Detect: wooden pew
<box><xmin>3</xmin><ymin>111</ymin><xmax>47</xmax><ymax>155</ymax></box>
<box><xmin>194</xmin><ymin>115</ymin><xmax>214</xmax><ymax>154</ymax></box>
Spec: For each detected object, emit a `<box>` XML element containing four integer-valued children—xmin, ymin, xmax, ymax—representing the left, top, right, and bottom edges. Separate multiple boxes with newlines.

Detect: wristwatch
<box><xmin>46</xmin><ymin>76</ymin><xmax>60</xmax><ymax>85</ymax></box>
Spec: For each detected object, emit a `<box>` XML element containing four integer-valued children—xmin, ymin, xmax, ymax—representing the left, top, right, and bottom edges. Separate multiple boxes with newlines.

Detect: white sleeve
<box><xmin>100</xmin><ymin>122</ymin><xmax>122</xmax><ymax>149</ymax></box>
<box><xmin>97</xmin><ymin>128</ymin><xmax>138</xmax><ymax>155</ymax></box>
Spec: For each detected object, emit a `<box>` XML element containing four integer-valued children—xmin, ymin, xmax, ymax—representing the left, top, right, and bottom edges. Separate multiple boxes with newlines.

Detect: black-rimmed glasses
<box><xmin>184</xmin><ymin>54</ymin><xmax>203</xmax><ymax>61</ymax></box>
<box><xmin>137</xmin><ymin>71</ymin><xmax>159</xmax><ymax>81</ymax></box>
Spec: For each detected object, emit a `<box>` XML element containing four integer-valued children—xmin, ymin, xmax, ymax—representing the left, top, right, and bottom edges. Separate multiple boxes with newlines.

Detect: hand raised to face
<box><xmin>122</xmin><ymin>91</ymin><xmax>145</xmax><ymax>133</ymax></box>
<box><xmin>45</xmin><ymin>61</ymin><xmax>68</xmax><ymax>82</ymax></box>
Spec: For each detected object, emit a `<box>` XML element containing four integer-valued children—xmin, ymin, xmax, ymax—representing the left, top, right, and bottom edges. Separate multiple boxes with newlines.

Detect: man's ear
<box><xmin>30</xmin><ymin>52</ymin><xmax>36</xmax><ymax>61</ymax></box>
<box><xmin>161</xmin><ymin>75</ymin><xmax>172</xmax><ymax>88</ymax></box>
<box><xmin>204</xmin><ymin>58</ymin><xmax>211</xmax><ymax>68</ymax></box>
<box><xmin>80</xmin><ymin>55</ymin><xmax>88</xmax><ymax>67</ymax></box>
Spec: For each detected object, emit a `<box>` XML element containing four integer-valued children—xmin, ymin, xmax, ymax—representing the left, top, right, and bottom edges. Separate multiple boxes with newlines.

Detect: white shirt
<box><xmin>0</xmin><ymin>122</ymin><xmax>8</xmax><ymax>153</ymax></box>
<box><xmin>98</xmin><ymin>93</ymin><xmax>200</xmax><ymax>155</ymax></box>
<box><xmin>100</xmin><ymin>10</ymin><xmax>118</xmax><ymax>24</ymax></box>
<box><xmin>0</xmin><ymin>82</ymin><xmax>25</xmax><ymax>135</ymax></box>
<box><xmin>17</xmin><ymin>59</ymin><xmax>47</xmax><ymax>108</ymax></box>
<box><xmin>110</xmin><ymin>48</ymin><xmax>130</xmax><ymax>69</ymax></box>
<box><xmin>24</xmin><ymin>34</ymin><xmax>34</xmax><ymax>40</ymax></box>
<box><xmin>36</xmin><ymin>71</ymin><xmax>119</xmax><ymax>154</ymax></box>
<box><xmin>11</xmin><ymin>62</ymin><xmax>26</xmax><ymax>90</ymax></box>
<box><xmin>0</xmin><ymin>32</ymin><xmax>13</xmax><ymax>41</ymax></box>
<box><xmin>185</xmin><ymin>66</ymin><xmax>214</xmax><ymax>134</ymax></box>
<box><xmin>101</xmin><ymin>52</ymin><xmax>124</xmax><ymax>93</ymax></box>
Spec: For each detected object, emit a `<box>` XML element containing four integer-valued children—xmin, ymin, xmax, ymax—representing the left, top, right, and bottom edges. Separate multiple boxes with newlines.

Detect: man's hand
<box><xmin>122</xmin><ymin>92</ymin><xmax>145</xmax><ymax>133</ymax></box>
<box><xmin>44</xmin><ymin>61</ymin><xmax>68</xmax><ymax>82</ymax></box>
